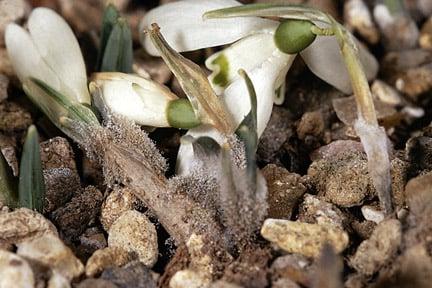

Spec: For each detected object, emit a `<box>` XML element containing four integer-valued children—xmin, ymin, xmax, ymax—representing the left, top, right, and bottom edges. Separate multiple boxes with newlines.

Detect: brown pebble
<box><xmin>85</xmin><ymin>247</ymin><xmax>131</xmax><ymax>277</ymax></box>
<box><xmin>52</xmin><ymin>186</ymin><xmax>103</xmax><ymax>240</ymax></box>
<box><xmin>262</xmin><ymin>164</ymin><xmax>306</xmax><ymax>219</ymax></box>
<box><xmin>350</xmin><ymin>219</ymin><xmax>401</xmax><ymax>276</ymax></box>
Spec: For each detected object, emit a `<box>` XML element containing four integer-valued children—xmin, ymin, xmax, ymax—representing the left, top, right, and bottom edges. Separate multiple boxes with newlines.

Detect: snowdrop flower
<box><xmin>90</xmin><ymin>72</ymin><xmax>200</xmax><ymax>128</ymax></box>
<box><xmin>5</xmin><ymin>7</ymin><xmax>90</xmax><ymax>104</ymax></box>
<box><xmin>140</xmin><ymin>0</ymin><xmax>378</xmax><ymax>175</ymax></box>
<box><xmin>140</xmin><ymin>0</ymin><xmax>378</xmax><ymax>137</ymax></box>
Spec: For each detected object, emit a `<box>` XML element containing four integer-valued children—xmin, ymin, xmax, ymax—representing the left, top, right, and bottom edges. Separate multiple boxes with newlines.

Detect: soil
<box><xmin>2</xmin><ymin>0</ymin><xmax>432</xmax><ymax>287</ymax></box>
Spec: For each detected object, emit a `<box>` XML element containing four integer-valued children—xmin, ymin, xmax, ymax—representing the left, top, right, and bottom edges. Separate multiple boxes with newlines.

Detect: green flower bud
<box><xmin>274</xmin><ymin>20</ymin><xmax>317</xmax><ymax>55</ymax></box>
<box><xmin>167</xmin><ymin>98</ymin><xmax>201</xmax><ymax>129</ymax></box>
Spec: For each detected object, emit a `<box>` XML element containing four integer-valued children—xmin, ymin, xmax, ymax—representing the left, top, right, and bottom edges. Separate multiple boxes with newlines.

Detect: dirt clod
<box><xmin>262</xmin><ymin>164</ymin><xmax>306</xmax><ymax>219</ymax></box>
<box><xmin>52</xmin><ymin>186</ymin><xmax>103</xmax><ymax>240</ymax></box>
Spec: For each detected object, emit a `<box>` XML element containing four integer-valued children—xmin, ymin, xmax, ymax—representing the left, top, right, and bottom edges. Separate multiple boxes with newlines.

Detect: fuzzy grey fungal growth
<box><xmin>72</xmin><ymin>109</ymin><xmax>223</xmax><ymax>245</ymax></box>
<box><xmin>171</xmin><ymin>135</ymin><xmax>267</xmax><ymax>250</ymax></box>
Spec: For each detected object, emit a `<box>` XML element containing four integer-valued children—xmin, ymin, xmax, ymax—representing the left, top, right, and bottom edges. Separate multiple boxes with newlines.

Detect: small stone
<box><xmin>0</xmin><ymin>208</ymin><xmax>57</xmax><ymax>246</ymax></box>
<box><xmin>262</xmin><ymin>164</ymin><xmax>306</xmax><ymax>219</ymax></box>
<box><xmin>47</xmin><ymin>271</ymin><xmax>70</xmax><ymax>288</ymax></box>
<box><xmin>350</xmin><ymin>219</ymin><xmax>401</xmax><ymax>276</ymax></box>
<box><xmin>100</xmin><ymin>187</ymin><xmax>140</xmax><ymax>231</ymax></box>
<box><xmin>101</xmin><ymin>261</ymin><xmax>157</xmax><ymax>288</ymax></box>
<box><xmin>0</xmin><ymin>102</ymin><xmax>32</xmax><ymax>132</ymax></box>
<box><xmin>0</xmin><ymin>250</ymin><xmax>34</xmax><ymax>288</ymax></box>
<box><xmin>361</xmin><ymin>205</ymin><xmax>384</xmax><ymax>224</ymax></box>
<box><xmin>169</xmin><ymin>269</ymin><xmax>211</xmax><ymax>288</ymax></box>
<box><xmin>0</xmin><ymin>74</ymin><xmax>9</xmax><ymax>102</ymax></box>
<box><xmin>298</xmin><ymin>194</ymin><xmax>347</xmax><ymax>229</ymax></box>
<box><xmin>85</xmin><ymin>247</ymin><xmax>131</xmax><ymax>277</ymax></box>
<box><xmin>373</xmin><ymin>4</ymin><xmax>419</xmax><ymax>51</ymax></box>
<box><xmin>108</xmin><ymin>210</ymin><xmax>158</xmax><ymax>266</ymax></box>
<box><xmin>43</xmin><ymin>167</ymin><xmax>81</xmax><ymax>213</ymax></box>
<box><xmin>371</xmin><ymin>80</ymin><xmax>401</xmax><ymax>106</ymax></box>
<box><xmin>52</xmin><ymin>186</ymin><xmax>103</xmax><ymax>240</ymax></box>
<box><xmin>296</xmin><ymin>110</ymin><xmax>325</xmax><ymax>140</ymax></box>
<box><xmin>270</xmin><ymin>254</ymin><xmax>311</xmax><ymax>287</ymax></box>
<box><xmin>344</xmin><ymin>0</ymin><xmax>379</xmax><ymax>44</ymax></box>
<box><xmin>17</xmin><ymin>233</ymin><xmax>84</xmax><ymax>280</ymax></box>
<box><xmin>261</xmin><ymin>219</ymin><xmax>349</xmax><ymax>258</ymax></box>
<box><xmin>40</xmin><ymin>137</ymin><xmax>77</xmax><ymax>172</ymax></box>
<box><xmin>333</xmin><ymin>95</ymin><xmax>398</xmax><ymax>127</ymax></box>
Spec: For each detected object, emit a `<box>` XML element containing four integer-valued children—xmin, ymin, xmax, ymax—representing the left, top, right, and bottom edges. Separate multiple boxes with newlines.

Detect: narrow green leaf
<box><xmin>191</xmin><ymin>136</ymin><xmax>222</xmax><ymax>160</ymax></box>
<box><xmin>0</xmin><ymin>151</ymin><xmax>18</xmax><ymax>207</ymax></box>
<box><xmin>235</xmin><ymin>69</ymin><xmax>258</xmax><ymax>192</ymax></box>
<box><xmin>18</xmin><ymin>125</ymin><xmax>45</xmax><ymax>212</ymax></box>
<box><xmin>101</xmin><ymin>18</ymin><xmax>133</xmax><ymax>73</ymax></box>
<box><xmin>203</xmin><ymin>3</ymin><xmax>331</xmax><ymax>24</ymax></box>
<box><xmin>23</xmin><ymin>78</ymin><xmax>100</xmax><ymax>142</ymax></box>
<box><xmin>97</xmin><ymin>4</ymin><xmax>120</xmax><ymax>70</ymax></box>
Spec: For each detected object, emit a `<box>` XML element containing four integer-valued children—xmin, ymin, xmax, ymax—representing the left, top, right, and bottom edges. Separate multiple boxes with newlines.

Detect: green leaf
<box><xmin>203</xmin><ymin>3</ymin><xmax>331</xmax><ymax>24</ymax></box>
<box><xmin>0</xmin><ymin>151</ymin><xmax>18</xmax><ymax>207</ymax></box>
<box><xmin>97</xmin><ymin>4</ymin><xmax>120</xmax><ymax>70</ymax></box>
<box><xmin>235</xmin><ymin>69</ymin><xmax>258</xmax><ymax>192</ymax></box>
<box><xmin>101</xmin><ymin>18</ymin><xmax>133</xmax><ymax>73</ymax></box>
<box><xmin>23</xmin><ymin>78</ymin><xmax>100</xmax><ymax>142</ymax></box>
<box><xmin>18</xmin><ymin>125</ymin><xmax>45</xmax><ymax>212</ymax></box>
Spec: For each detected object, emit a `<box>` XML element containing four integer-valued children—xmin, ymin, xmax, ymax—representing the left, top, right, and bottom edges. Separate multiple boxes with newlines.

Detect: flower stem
<box><xmin>328</xmin><ymin>17</ymin><xmax>394</xmax><ymax>215</ymax></box>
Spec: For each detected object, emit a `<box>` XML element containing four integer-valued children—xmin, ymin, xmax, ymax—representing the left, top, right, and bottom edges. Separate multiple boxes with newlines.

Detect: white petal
<box><xmin>223</xmin><ymin>50</ymin><xmax>295</xmax><ymax>137</ymax></box>
<box><xmin>205</xmin><ymin>30</ymin><xmax>280</xmax><ymax>95</ymax></box>
<box><xmin>176</xmin><ymin>125</ymin><xmax>226</xmax><ymax>175</ymax></box>
<box><xmin>140</xmin><ymin>0</ymin><xmax>278</xmax><ymax>56</ymax></box>
<box><xmin>300</xmin><ymin>35</ymin><xmax>378</xmax><ymax>94</ymax></box>
<box><xmin>28</xmin><ymin>8</ymin><xmax>90</xmax><ymax>104</ymax></box>
<box><xmin>5</xmin><ymin>23</ymin><xmax>60</xmax><ymax>93</ymax></box>
<box><xmin>92</xmin><ymin>73</ymin><xmax>178</xmax><ymax>127</ymax></box>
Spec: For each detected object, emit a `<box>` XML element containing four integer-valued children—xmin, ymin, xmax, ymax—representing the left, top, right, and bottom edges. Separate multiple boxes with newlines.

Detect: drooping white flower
<box><xmin>139</xmin><ymin>0</ymin><xmax>379</xmax><ymax>175</ymax></box>
<box><xmin>90</xmin><ymin>72</ymin><xmax>179</xmax><ymax>127</ymax></box>
<box><xmin>5</xmin><ymin>7</ymin><xmax>90</xmax><ymax>104</ymax></box>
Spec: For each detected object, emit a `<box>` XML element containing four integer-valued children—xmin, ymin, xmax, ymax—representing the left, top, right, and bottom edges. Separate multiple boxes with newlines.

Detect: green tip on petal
<box><xmin>19</xmin><ymin>125</ymin><xmax>45</xmax><ymax>212</ymax></box>
<box><xmin>210</xmin><ymin>54</ymin><xmax>230</xmax><ymax>88</ymax></box>
<box><xmin>274</xmin><ymin>20</ymin><xmax>317</xmax><ymax>54</ymax></box>
<box><xmin>167</xmin><ymin>98</ymin><xmax>201</xmax><ymax>129</ymax></box>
